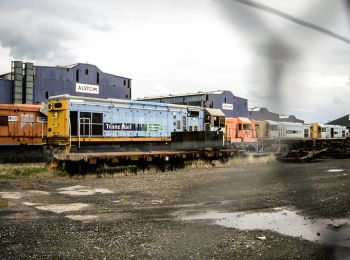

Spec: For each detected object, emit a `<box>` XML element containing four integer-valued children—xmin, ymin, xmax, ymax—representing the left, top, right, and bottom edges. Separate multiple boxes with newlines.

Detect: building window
<box><xmin>126</xmin><ymin>95</ymin><xmax>128</xmax><ymax>98</ymax></box>
<box><xmin>123</xmin><ymin>79</ymin><xmax>126</xmax><ymax>86</ymax></box>
<box><xmin>85</xmin><ymin>69</ymin><xmax>88</xmax><ymax>75</ymax></box>
<box><xmin>76</xmin><ymin>70</ymin><xmax>79</xmax><ymax>82</ymax></box>
<box><xmin>96</xmin><ymin>72</ymin><xmax>99</xmax><ymax>84</ymax></box>
<box><xmin>45</xmin><ymin>91</ymin><xmax>49</xmax><ymax>99</ymax></box>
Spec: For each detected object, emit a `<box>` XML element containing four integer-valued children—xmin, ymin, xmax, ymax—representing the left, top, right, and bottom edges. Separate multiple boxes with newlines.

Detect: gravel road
<box><xmin>0</xmin><ymin>158</ymin><xmax>350</xmax><ymax>259</ymax></box>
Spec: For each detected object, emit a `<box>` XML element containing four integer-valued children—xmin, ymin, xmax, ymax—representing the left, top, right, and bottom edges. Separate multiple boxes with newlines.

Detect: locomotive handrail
<box><xmin>68</xmin><ymin>117</ymin><xmax>72</xmax><ymax>149</ymax></box>
<box><xmin>78</xmin><ymin>117</ymin><xmax>91</xmax><ymax>148</ymax></box>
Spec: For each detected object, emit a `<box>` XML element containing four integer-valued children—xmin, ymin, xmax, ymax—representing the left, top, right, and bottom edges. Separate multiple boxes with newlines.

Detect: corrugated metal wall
<box><xmin>33</xmin><ymin>63</ymin><xmax>131</xmax><ymax>103</ymax></box>
<box><xmin>208</xmin><ymin>91</ymin><xmax>249</xmax><ymax>117</ymax></box>
<box><xmin>249</xmin><ymin>108</ymin><xmax>280</xmax><ymax>121</ymax></box>
<box><xmin>327</xmin><ymin>114</ymin><xmax>350</xmax><ymax>127</ymax></box>
<box><xmin>0</xmin><ymin>79</ymin><xmax>12</xmax><ymax>103</ymax></box>
<box><xmin>138</xmin><ymin>91</ymin><xmax>250</xmax><ymax>118</ymax></box>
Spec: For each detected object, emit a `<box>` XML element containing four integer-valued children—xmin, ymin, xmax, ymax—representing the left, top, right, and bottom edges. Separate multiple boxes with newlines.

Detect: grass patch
<box><xmin>184</xmin><ymin>154</ymin><xmax>277</xmax><ymax>170</ymax></box>
<box><xmin>0</xmin><ymin>163</ymin><xmax>66</xmax><ymax>179</ymax></box>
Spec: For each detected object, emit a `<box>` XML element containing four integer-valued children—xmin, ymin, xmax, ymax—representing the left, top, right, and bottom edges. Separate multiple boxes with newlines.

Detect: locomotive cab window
<box><xmin>242</xmin><ymin>124</ymin><xmax>250</xmax><ymax>130</ymax></box>
<box><xmin>187</xmin><ymin>111</ymin><xmax>199</xmax><ymax>117</ymax></box>
<box><xmin>213</xmin><ymin>116</ymin><xmax>220</xmax><ymax>127</ymax></box>
<box><xmin>70</xmin><ymin>111</ymin><xmax>78</xmax><ymax>136</ymax></box>
<box><xmin>78</xmin><ymin>112</ymin><xmax>103</xmax><ymax>136</ymax></box>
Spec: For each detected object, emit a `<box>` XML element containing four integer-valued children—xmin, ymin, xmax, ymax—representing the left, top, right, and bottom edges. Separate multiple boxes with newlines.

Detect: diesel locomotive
<box><xmin>46</xmin><ymin>95</ymin><xmax>228</xmax><ymax>152</ymax></box>
<box><xmin>0</xmin><ymin>103</ymin><xmax>48</xmax><ymax>162</ymax></box>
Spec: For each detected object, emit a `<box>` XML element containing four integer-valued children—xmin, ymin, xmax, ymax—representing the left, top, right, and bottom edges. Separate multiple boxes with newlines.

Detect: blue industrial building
<box><xmin>139</xmin><ymin>90</ymin><xmax>304</xmax><ymax>123</ymax></box>
<box><xmin>327</xmin><ymin>114</ymin><xmax>350</xmax><ymax>128</ymax></box>
<box><xmin>0</xmin><ymin>78</ymin><xmax>12</xmax><ymax>103</ymax></box>
<box><xmin>249</xmin><ymin>107</ymin><xmax>304</xmax><ymax>123</ymax></box>
<box><xmin>0</xmin><ymin>61</ymin><xmax>131</xmax><ymax>104</ymax></box>
<box><xmin>139</xmin><ymin>90</ymin><xmax>249</xmax><ymax>118</ymax></box>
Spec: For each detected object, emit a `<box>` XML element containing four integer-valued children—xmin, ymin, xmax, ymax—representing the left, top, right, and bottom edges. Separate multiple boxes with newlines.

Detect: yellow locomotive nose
<box><xmin>47</xmin><ymin>99</ymin><xmax>70</xmax><ymax>144</ymax></box>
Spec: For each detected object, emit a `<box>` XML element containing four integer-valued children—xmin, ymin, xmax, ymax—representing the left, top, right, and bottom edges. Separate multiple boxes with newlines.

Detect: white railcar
<box><xmin>278</xmin><ymin>122</ymin><xmax>310</xmax><ymax>138</ymax></box>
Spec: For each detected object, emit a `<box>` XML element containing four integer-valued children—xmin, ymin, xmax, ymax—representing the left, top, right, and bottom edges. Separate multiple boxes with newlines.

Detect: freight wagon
<box><xmin>0</xmin><ymin>104</ymin><xmax>47</xmax><ymax>162</ymax></box>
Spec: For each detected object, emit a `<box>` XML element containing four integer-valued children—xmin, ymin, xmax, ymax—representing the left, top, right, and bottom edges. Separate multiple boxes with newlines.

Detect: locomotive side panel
<box><xmin>0</xmin><ymin>104</ymin><xmax>46</xmax><ymax>146</ymax></box>
<box><xmin>47</xmin><ymin>95</ymin><xmax>209</xmax><ymax>152</ymax></box>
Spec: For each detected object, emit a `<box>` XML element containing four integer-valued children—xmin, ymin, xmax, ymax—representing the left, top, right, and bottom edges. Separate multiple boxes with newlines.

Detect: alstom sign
<box><xmin>76</xmin><ymin>83</ymin><xmax>99</xmax><ymax>94</ymax></box>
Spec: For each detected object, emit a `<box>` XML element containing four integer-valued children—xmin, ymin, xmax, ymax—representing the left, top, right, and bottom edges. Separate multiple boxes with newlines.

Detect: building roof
<box><xmin>36</xmin><ymin>62</ymin><xmax>131</xmax><ymax>79</ymax></box>
<box><xmin>326</xmin><ymin>113</ymin><xmax>350</xmax><ymax>127</ymax></box>
<box><xmin>140</xmin><ymin>90</ymin><xmax>231</xmax><ymax>100</ymax></box>
<box><xmin>58</xmin><ymin>63</ymin><xmax>79</xmax><ymax>69</ymax></box>
<box><xmin>205</xmin><ymin>108</ymin><xmax>225</xmax><ymax>117</ymax></box>
<box><xmin>237</xmin><ymin>117</ymin><xmax>252</xmax><ymax>124</ymax></box>
<box><xmin>249</xmin><ymin>107</ymin><xmax>263</xmax><ymax>112</ymax></box>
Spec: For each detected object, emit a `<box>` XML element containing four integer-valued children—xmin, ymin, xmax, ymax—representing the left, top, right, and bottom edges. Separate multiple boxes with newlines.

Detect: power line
<box><xmin>231</xmin><ymin>0</ymin><xmax>350</xmax><ymax>45</ymax></box>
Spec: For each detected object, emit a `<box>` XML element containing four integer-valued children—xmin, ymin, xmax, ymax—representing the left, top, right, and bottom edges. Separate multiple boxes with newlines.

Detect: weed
<box><xmin>0</xmin><ymin>163</ymin><xmax>62</xmax><ymax>179</ymax></box>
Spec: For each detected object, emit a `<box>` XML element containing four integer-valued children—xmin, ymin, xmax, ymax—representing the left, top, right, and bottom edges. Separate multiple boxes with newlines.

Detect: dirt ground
<box><xmin>0</xmin><ymin>158</ymin><xmax>350</xmax><ymax>259</ymax></box>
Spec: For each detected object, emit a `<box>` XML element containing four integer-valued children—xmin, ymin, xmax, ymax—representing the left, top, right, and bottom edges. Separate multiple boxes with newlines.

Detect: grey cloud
<box><xmin>333</xmin><ymin>97</ymin><xmax>344</xmax><ymax>104</ymax></box>
<box><xmin>215</xmin><ymin>0</ymin><xmax>300</xmax><ymax>111</ymax></box>
<box><xmin>0</xmin><ymin>0</ymin><xmax>113</xmax><ymax>64</ymax></box>
<box><xmin>215</xmin><ymin>0</ymin><xmax>347</xmax><ymax>113</ymax></box>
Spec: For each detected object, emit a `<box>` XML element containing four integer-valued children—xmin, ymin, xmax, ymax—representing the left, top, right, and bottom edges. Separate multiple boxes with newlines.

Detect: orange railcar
<box><xmin>0</xmin><ymin>104</ymin><xmax>47</xmax><ymax>146</ymax></box>
<box><xmin>225</xmin><ymin>117</ymin><xmax>257</xmax><ymax>147</ymax></box>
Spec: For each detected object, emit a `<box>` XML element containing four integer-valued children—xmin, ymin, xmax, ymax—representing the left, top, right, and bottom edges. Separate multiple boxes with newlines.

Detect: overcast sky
<box><xmin>0</xmin><ymin>0</ymin><xmax>349</xmax><ymax>123</ymax></box>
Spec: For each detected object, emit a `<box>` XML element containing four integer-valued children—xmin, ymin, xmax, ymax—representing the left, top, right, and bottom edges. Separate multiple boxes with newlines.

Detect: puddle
<box><xmin>66</xmin><ymin>212</ymin><xmax>131</xmax><ymax>222</ymax></box>
<box><xmin>0</xmin><ymin>192</ymin><xmax>22</xmax><ymax>199</ymax></box>
<box><xmin>327</xmin><ymin>169</ymin><xmax>344</xmax><ymax>173</ymax></box>
<box><xmin>58</xmin><ymin>185</ymin><xmax>87</xmax><ymax>191</ymax></box>
<box><xmin>28</xmin><ymin>190</ymin><xmax>50</xmax><ymax>195</ymax></box>
<box><xmin>22</xmin><ymin>202</ymin><xmax>43</xmax><ymax>206</ymax></box>
<box><xmin>57</xmin><ymin>186</ymin><xmax>113</xmax><ymax>196</ymax></box>
<box><xmin>174</xmin><ymin>208</ymin><xmax>350</xmax><ymax>247</ymax></box>
<box><xmin>66</xmin><ymin>214</ymin><xmax>99</xmax><ymax>221</ymax></box>
<box><xmin>35</xmin><ymin>203</ymin><xmax>89</xmax><ymax>213</ymax></box>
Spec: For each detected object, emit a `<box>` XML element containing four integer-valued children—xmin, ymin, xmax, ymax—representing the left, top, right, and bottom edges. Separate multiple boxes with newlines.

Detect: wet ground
<box><xmin>0</xmin><ymin>158</ymin><xmax>350</xmax><ymax>259</ymax></box>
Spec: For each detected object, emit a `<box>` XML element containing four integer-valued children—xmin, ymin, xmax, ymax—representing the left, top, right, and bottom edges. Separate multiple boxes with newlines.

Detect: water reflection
<box><xmin>174</xmin><ymin>207</ymin><xmax>350</xmax><ymax>247</ymax></box>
